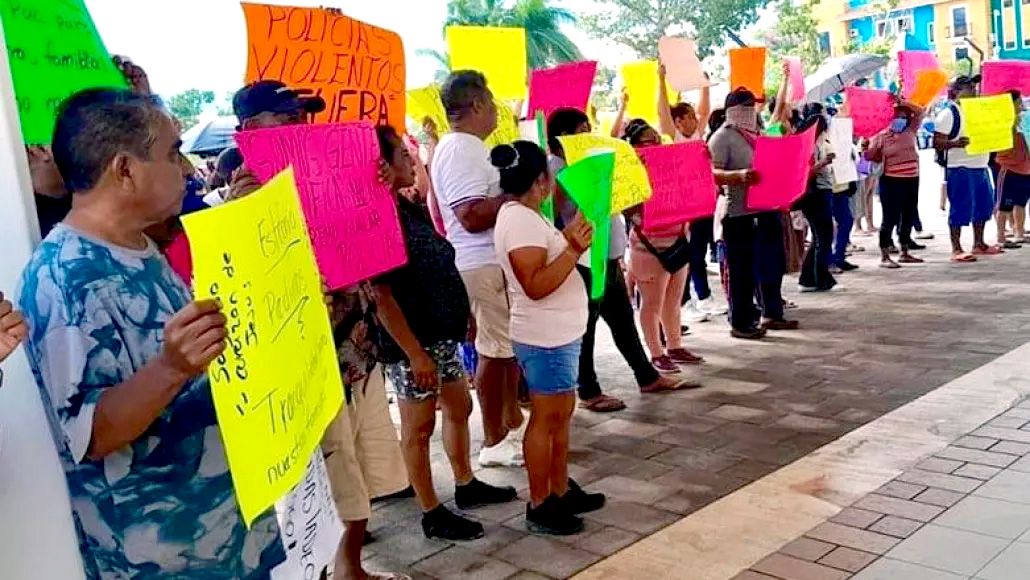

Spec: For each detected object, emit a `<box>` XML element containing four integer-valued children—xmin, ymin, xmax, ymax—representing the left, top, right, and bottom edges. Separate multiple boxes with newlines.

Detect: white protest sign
<box><xmin>270</xmin><ymin>451</ymin><xmax>343</xmax><ymax>580</ymax></box>
<box><xmin>829</xmin><ymin>118</ymin><xmax>858</xmax><ymax>185</ymax></box>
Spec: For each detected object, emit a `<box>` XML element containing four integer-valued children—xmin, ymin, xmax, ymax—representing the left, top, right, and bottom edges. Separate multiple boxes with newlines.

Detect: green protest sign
<box><xmin>556</xmin><ymin>152</ymin><xmax>615</xmax><ymax>301</ymax></box>
<box><xmin>0</xmin><ymin>0</ymin><xmax>128</xmax><ymax>144</ymax></box>
<box><xmin>535</xmin><ymin>111</ymin><xmax>555</xmax><ymax>223</ymax></box>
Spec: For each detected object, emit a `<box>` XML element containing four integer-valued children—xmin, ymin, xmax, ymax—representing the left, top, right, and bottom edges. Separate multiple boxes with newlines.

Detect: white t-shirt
<box><xmin>430</xmin><ymin>132</ymin><xmax>502</xmax><ymax>272</ymax></box>
<box><xmin>935</xmin><ymin>104</ymin><xmax>990</xmax><ymax>169</ymax></box>
<box><xmin>494</xmin><ymin>202</ymin><xmax>588</xmax><ymax>348</ymax></box>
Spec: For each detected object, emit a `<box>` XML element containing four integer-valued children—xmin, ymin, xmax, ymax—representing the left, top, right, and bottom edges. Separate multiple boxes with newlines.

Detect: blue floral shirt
<box><xmin>18</xmin><ymin>225</ymin><xmax>284</xmax><ymax>579</ymax></box>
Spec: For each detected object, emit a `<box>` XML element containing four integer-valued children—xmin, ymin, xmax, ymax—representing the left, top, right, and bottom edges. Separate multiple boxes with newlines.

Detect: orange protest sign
<box><xmin>242</xmin><ymin>3</ymin><xmax>406</xmax><ymax>132</ymax></box>
<box><xmin>729</xmin><ymin>47</ymin><xmax>766</xmax><ymax>98</ymax></box>
<box><xmin>909</xmin><ymin>69</ymin><xmax>948</xmax><ymax>108</ymax></box>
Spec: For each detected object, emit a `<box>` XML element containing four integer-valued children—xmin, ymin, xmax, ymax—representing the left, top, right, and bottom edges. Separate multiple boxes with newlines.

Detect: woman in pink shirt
<box><xmin>865</xmin><ymin>102</ymin><xmax>924</xmax><ymax>268</ymax></box>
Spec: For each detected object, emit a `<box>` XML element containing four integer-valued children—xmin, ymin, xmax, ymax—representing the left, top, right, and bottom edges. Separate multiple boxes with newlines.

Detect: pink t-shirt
<box><xmin>163</xmin><ymin>233</ymin><xmax>193</xmax><ymax>286</ymax></box>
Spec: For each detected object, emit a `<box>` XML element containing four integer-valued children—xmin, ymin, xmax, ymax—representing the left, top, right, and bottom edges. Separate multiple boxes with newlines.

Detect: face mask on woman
<box><xmin>890</xmin><ymin>117</ymin><xmax>908</xmax><ymax>134</ymax></box>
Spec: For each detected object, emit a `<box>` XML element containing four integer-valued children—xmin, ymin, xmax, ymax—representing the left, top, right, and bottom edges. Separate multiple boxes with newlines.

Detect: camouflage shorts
<box><xmin>385</xmin><ymin>340</ymin><xmax>466</xmax><ymax>402</ymax></box>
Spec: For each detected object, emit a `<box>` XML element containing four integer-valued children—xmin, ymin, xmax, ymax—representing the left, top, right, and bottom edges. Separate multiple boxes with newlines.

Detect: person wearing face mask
<box><xmin>866</xmin><ymin>101</ymin><xmax>925</xmax><ymax>268</ymax></box>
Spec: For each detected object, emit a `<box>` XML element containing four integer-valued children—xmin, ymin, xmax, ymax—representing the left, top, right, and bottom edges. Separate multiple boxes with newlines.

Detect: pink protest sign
<box><xmin>898</xmin><ymin>51</ymin><xmax>939</xmax><ymax>98</ymax></box>
<box><xmin>526</xmin><ymin>61</ymin><xmax>597</xmax><ymax>121</ymax></box>
<box><xmin>981</xmin><ymin>60</ymin><xmax>1030</xmax><ymax>96</ymax></box>
<box><xmin>845</xmin><ymin>87</ymin><xmax>895</xmax><ymax>138</ymax></box>
<box><xmin>786</xmin><ymin>57</ymin><xmax>805</xmax><ymax>102</ymax></box>
<box><xmin>638</xmin><ymin>141</ymin><xmax>717</xmax><ymax>234</ymax></box>
<box><xmin>235</xmin><ymin>122</ymin><xmax>407</xmax><ymax>290</ymax></box>
<box><xmin>746</xmin><ymin>126</ymin><xmax>817</xmax><ymax>212</ymax></box>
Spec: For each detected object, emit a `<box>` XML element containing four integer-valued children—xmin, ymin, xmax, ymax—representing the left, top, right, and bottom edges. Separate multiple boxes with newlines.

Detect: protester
<box><xmin>709</xmin><ymin>88</ymin><xmax>797</xmax><ymax>339</ymax></box>
<box><xmin>18</xmin><ymin>87</ymin><xmax>285</xmax><ymax>577</ymax></box>
<box><xmin>934</xmin><ymin>75</ymin><xmax>999</xmax><ymax>262</ymax></box>
<box><xmin>657</xmin><ymin>63</ymin><xmax>710</xmax><ymax>142</ymax></box>
<box><xmin>994</xmin><ymin>91</ymin><xmax>1030</xmax><ymax>247</ymax></box>
<box><xmin>547</xmin><ymin>109</ymin><xmax>695</xmax><ymax>412</ymax></box>
<box><xmin>853</xmin><ymin>142</ymin><xmax>878</xmax><ymax>235</ymax></box>
<box><xmin>829</xmin><ymin>150</ymin><xmax>860</xmax><ymax>273</ymax></box>
<box><xmin>796</xmin><ymin>104</ymin><xmax>838</xmax><ymax>292</ymax></box>
<box><xmin>370</xmin><ymin>125</ymin><xmax>517</xmax><ymax>542</ymax></box>
<box><xmin>432</xmin><ymin>70</ymin><xmax>525</xmax><ymax>468</ymax></box>
<box><xmin>227</xmin><ymin>81</ymin><xmax>412</xmax><ymax>580</ymax></box>
<box><xmin>27</xmin><ymin>145</ymin><xmax>71</xmax><ymax>238</ymax></box>
<box><xmin>623</xmin><ymin>119</ymin><xmax>705</xmax><ymax>371</ymax></box>
<box><xmin>492</xmin><ymin>140</ymin><xmax>606</xmax><ymax>535</ymax></box>
<box><xmin>866</xmin><ymin>101</ymin><xmax>925</xmax><ymax>268</ymax></box>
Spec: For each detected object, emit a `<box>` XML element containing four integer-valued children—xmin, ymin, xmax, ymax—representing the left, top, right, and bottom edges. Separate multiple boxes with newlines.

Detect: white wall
<box><xmin>0</xmin><ymin>23</ymin><xmax>87</xmax><ymax>580</ymax></box>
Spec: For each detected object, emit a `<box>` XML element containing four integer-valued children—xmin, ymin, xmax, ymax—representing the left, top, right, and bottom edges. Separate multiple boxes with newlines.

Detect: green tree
<box><xmin>422</xmin><ymin>0</ymin><xmax>584</xmax><ymax>82</ymax></box>
<box><xmin>168</xmin><ymin>89</ymin><xmax>215</xmax><ymax>129</ymax></box>
<box><xmin>755</xmin><ymin>0</ymin><xmax>828</xmax><ymax>94</ymax></box>
<box><xmin>580</xmin><ymin>0</ymin><xmax>772</xmax><ymax>58</ymax></box>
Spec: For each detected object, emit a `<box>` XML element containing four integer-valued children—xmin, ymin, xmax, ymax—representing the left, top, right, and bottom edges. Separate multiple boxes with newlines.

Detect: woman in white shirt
<box><xmin>492</xmin><ymin>141</ymin><xmax>604</xmax><ymax>536</ymax></box>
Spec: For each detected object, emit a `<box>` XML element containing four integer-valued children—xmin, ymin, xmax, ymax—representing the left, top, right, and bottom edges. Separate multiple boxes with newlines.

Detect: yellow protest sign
<box><xmin>447</xmin><ymin>26</ymin><xmax>528</xmax><ymax>100</ymax></box>
<box><xmin>407</xmin><ymin>85</ymin><xmax>450</xmax><ymax>133</ymax></box>
<box><xmin>960</xmin><ymin>94</ymin><xmax>1016</xmax><ymax>155</ymax></box>
<box><xmin>557</xmin><ymin>134</ymin><xmax>653</xmax><ymax>213</ymax></box>
<box><xmin>621</xmin><ymin>60</ymin><xmax>678</xmax><ymax>128</ymax></box>
<box><xmin>181</xmin><ymin>168</ymin><xmax>344</xmax><ymax>526</ymax></box>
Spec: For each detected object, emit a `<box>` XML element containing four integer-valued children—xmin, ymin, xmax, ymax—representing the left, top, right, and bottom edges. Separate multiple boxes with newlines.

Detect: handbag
<box><xmin>634</xmin><ymin>226</ymin><xmax>691</xmax><ymax>273</ymax></box>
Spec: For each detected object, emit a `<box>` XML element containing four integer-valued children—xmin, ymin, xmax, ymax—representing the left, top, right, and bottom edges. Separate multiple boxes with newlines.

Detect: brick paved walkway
<box><xmin>361</xmin><ymin>158</ymin><xmax>1030</xmax><ymax>579</ymax></box>
<box><xmin>739</xmin><ymin>400</ymin><xmax>1030</xmax><ymax>580</ymax></box>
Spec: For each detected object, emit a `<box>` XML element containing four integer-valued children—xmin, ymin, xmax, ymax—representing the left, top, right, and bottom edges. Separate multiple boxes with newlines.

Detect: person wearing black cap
<box><xmin>934</xmin><ymin>75</ymin><xmax>999</xmax><ymax>262</ymax></box>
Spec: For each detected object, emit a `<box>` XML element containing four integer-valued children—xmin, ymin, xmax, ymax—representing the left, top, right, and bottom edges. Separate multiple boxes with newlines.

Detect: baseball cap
<box><xmin>232</xmin><ymin>80</ymin><xmax>326</xmax><ymax>123</ymax></box>
<box><xmin>725</xmin><ymin>87</ymin><xmax>757</xmax><ymax>108</ymax></box>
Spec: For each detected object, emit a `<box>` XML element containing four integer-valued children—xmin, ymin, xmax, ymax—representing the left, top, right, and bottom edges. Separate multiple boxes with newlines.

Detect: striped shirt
<box><xmin>866</xmin><ymin>128</ymin><xmax>919</xmax><ymax>178</ymax></box>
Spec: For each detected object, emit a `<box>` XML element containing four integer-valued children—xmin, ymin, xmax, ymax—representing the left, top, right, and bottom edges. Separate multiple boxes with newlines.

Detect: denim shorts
<box><xmin>512</xmin><ymin>339</ymin><xmax>582</xmax><ymax>396</ymax></box>
<box><xmin>946</xmin><ymin>167</ymin><xmax>995</xmax><ymax>227</ymax></box>
<box><xmin>384</xmin><ymin>340</ymin><xmax>466</xmax><ymax>402</ymax></box>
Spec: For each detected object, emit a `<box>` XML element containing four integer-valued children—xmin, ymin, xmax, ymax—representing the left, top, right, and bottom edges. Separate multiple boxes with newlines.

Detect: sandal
<box><xmin>950</xmin><ymin>252</ymin><xmax>977</xmax><ymax>263</ymax></box>
<box><xmin>579</xmin><ymin>394</ymin><xmax>626</xmax><ymax>413</ymax></box>
<box><xmin>898</xmin><ymin>254</ymin><xmax>924</xmax><ymax>264</ymax></box>
<box><xmin>640</xmin><ymin>375</ymin><xmax>702</xmax><ymax>393</ymax></box>
<box><xmin>973</xmin><ymin>245</ymin><xmax>1004</xmax><ymax>256</ymax></box>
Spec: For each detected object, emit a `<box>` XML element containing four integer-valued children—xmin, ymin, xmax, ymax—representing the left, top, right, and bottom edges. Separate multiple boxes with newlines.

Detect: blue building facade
<box><xmin>992</xmin><ymin>0</ymin><xmax>1030</xmax><ymax>59</ymax></box>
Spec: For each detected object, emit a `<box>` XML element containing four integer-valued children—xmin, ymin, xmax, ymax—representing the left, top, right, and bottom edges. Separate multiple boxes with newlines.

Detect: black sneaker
<box><xmin>838</xmin><ymin>261</ymin><xmax>859</xmax><ymax>271</ymax></box>
<box><xmin>372</xmin><ymin>485</ymin><xmax>416</xmax><ymax>503</ymax></box>
<box><xmin>526</xmin><ymin>496</ymin><xmax>584</xmax><ymax>536</ymax></box>
<box><xmin>421</xmin><ymin>505</ymin><xmax>484</xmax><ymax>540</ymax></box>
<box><xmin>903</xmin><ymin>241</ymin><xmax>927</xmax><ymax>251</ymax></box>
<box><xmin>455</xmin><ymin>478</ymin><xmax>518</xmax><ymax>510</ymax></box>
<box><xmin>561</xmin><ymin>479</ymin><xmax>606</xmax><ymax>514</ymax></box>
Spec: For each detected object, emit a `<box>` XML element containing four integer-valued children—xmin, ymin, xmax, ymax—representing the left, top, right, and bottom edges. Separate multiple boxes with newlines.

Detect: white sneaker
<box><xmin>682</xmin><ymin>302</ymin><xmax>709</xmax><ymax>323</ymax></box>
<box><xmin>697</xmin><ymin>297</ymin><xmax>728</xmax><ymax>316</ymax></box>
<box><xmin>478</xmin><ymin>439</ymin><xmax>524</xmax><ymax>468</ymax></box>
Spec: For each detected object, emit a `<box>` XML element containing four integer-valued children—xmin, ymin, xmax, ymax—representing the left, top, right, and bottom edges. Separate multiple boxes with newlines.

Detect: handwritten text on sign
<box><xmin>526</xmin><ymin>61</ymin><xmax>597</xmax><ymax>121</ymax></box>
<box><xmin>981</xmin><ymin>60</ymin><xmax>1030</xmax><ymax>96</ymax></box>
<box><xmin>0</xmin><ymin>0</ymin><xmax>128</xmax><ymax>144</ymax></box>
<box><xmin>181</xmin><ymin>169</ymin><xmax>344</xmax><ymax>526</ymax></box>
<box><xmin>270</xmin><ymin>452</ymin><xmax>343</xmax><ymax>580</ymax></box>
<box><xmin>235</xmin><ymin>122</ymin><xmax>408</xmax><ymax>291</ymax></box>
<box><xmin>638</xmin><ymin>142</ymin><xmax>717</xmax><ymax>234</ymax></box>
<box><xmin>960</xmin><ymin>94</ymin><xmax>1016</xmax><ymax>155</ymax></box>
<box><xmin>747</xmin><ymin>126</ymin><xmax>818</xmax><ymax>212</ymax></box>
<box><xmin>845</xmin><ymin>87</ymin><xmax>895</xmax><ymax>139</ymax></box>
<box><xmin>242</xmin><ymin>3</ymin><xmax>406</xmax><ymax>132</ymax></box>
<box><xmin>558</xmin><ymin>134</ymin><xmax>654</xmax><ymax>214</ymax></box>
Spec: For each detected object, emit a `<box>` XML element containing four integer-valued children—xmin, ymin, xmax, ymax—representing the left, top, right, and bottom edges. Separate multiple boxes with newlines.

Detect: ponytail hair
<box><xmin>490</xmin><ymin>140</ymin><xmax>548</xmax><ymax>196</ymax></box>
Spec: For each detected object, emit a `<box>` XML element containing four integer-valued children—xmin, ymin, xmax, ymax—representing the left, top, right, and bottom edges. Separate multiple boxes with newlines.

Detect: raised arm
<box><xmin>88</xmin><ymin>300</ymin><xmax>225</xmax><ymax>460</ymax></box>
<box><xmin>772</xmin><ymin>61</ymin><xmax>791</xmax><ymax>126</ymax></box>
<box><xmin>610</xmin><ymin>89</ymin><xmax>629</xmax><ymax>138</ymax></box>
<box><xmin>657</xmin><ymin>64</ymin><xmax>677</xmax><ymax>139</ymax></box>
<box><xmin>697</xmin><ymin>81</ymin><xmax>711</xmax><ymax>137</ymax></box>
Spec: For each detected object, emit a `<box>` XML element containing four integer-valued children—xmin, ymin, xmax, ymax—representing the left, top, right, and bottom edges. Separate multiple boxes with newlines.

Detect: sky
<box><xmin>84</xmin><ymin>0</ymin><xmax>772</xmax><ymax>113</ymax></box>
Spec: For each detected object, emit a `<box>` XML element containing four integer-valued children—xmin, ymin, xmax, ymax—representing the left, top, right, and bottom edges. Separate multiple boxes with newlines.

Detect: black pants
<box><xmin>798</xmin><ymin>189</ymin><xmax>837</xmax><ymax>289</ymax></box>
<box><xmin>723</xmin><ymin>215</ymin><xmax>759</xmax><ymax>331</ymax></box>
<box><xmin>577</xmin><ymin>261</ymin><xmax>659</xmax><ymax>399</ymax></box>
<box><xmin>879</xmin><ymin>175</ymin><xmax>919</xmax><ymax>250</ymax></box>
<box><xmin>683</xmin><ymin>218</ymin><xmax>714</xmax><ymax>305</ymax></box>
<box><xmin>754</xmin><ymin>212</ymin><xmax>786</xmax><ymax>322</ymax></box>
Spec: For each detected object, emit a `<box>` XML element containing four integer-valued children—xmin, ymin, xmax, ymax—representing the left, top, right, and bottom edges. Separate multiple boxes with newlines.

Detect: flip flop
<box><xmin>950</xmin><ymin>253</ymin><xmax>977</xmax><ymax>263</ymax></box>
<box><xmin>973</xmin><ymin>245</ymin><xmax>1004</xmax><ymax>255</ymax></box>
<box><xmin>640</xmin><ymin>376</ymin><xmax>702</xmax><ymax>393</ymax></box>
<box><xmin>579</xmin><ymin>394</ymin><xmax>626</xmax><ymax>413</ymax></box>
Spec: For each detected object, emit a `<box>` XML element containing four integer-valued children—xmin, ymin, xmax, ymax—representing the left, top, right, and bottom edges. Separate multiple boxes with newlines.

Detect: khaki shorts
<box><xmin>322</xmin><ymin>366</ymin><xmax>409</xmax><ymax>521</ymax></box>
<box><xmin>460</xmin><ymin>264</ymin><xmax>514</xmax><ymax>359</ymax></box>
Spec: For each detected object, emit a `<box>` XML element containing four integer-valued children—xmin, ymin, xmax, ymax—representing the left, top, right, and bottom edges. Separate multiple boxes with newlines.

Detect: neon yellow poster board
<box><xmin>485</xmin><ymin>97</ymin><xmax>521</xmax><ymax>149</ymax></box>
<box><xmin>447</xmin><ymin>26</ymin><xmax>527</xmax><ymax>100</ymax></box>
<box><xmin>557</xmin><ymin>134</ymin><xmax>653</xmax><ymax>213</ymax></box>
<box><xmin>0</xmin><ymin>0</ymin><xmax>128</xmax><ymax>144</ymax></box>
<box><xmin>620</xmin><ymin>60</ymin><xmax>678</xmax><ymax>128</ymax></box>
<box><xmin>960</xmin><ymin>94</ymin><xmax>1016</xmax><ymax>155</ymax></box>
<box><xmin>406</xmin><ymin>85</ymin><xmax>450</xmax><ymax>133</ymax></box>
<box><xmin>181</xmin><ymin>168</ymin><xmax>344</xmax><ymax>526</ymax></box>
